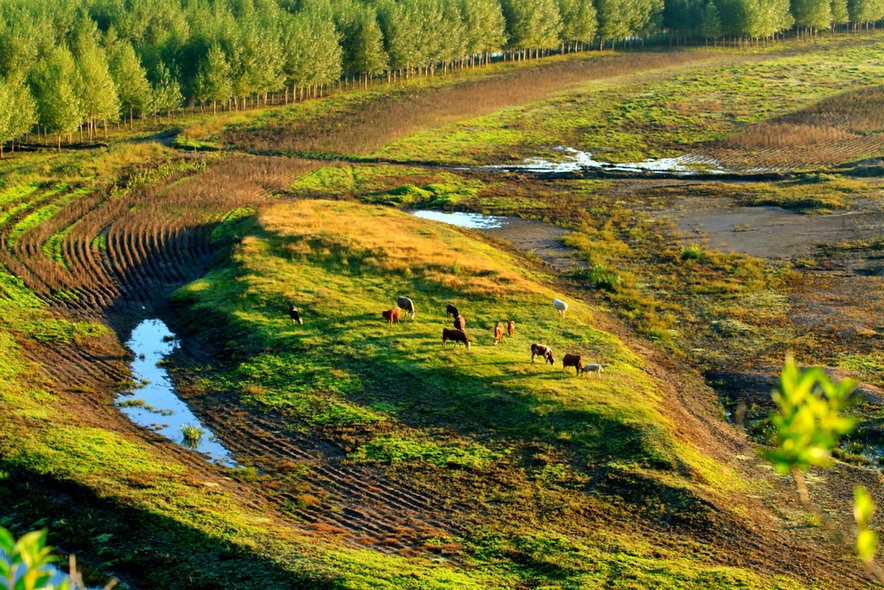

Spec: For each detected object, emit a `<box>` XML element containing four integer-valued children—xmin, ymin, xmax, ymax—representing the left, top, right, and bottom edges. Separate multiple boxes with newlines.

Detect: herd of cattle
<box><xmin>289</xmin><ymin>296</ymin><xmax>603</xmax><ymax>377</ymax></box>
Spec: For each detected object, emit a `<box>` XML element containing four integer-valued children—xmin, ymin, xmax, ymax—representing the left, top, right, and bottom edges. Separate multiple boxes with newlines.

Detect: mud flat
<box><xmin>656</xmin><ymin>196</ymin><xmax>884</xmax><ymax>264</ymax></box>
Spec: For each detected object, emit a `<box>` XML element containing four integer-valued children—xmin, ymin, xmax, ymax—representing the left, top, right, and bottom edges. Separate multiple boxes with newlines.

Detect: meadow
<box><xmin>0</xmin><ymin>32</ymin><xmax>883</xmax><ymax>589</ymax></box>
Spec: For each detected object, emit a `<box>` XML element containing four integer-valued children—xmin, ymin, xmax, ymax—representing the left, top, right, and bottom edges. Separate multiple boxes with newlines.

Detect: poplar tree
<box><xmin>281</xmin><ymin>10</ymin><xmax>342</xmax><ymax>94</ymax></box>
<box><xmin>146</xmin><ymin>61</ymin><xmax>182</xmax><ymax>118</ymax></box>
<box><xmin>109</xmin><ymin>41</ymin><xmax>151</xmax><ymax>124</ymax></box>
<box><xmin>30</xmin><ymin>46</ymin><xmax>83</xmax><ymax>149</ymax></box>
<box><xmin>848</xmin><ymin>0</ymin><xmax>884</xmax><ymax>26</ymax></box>
<box><xmin>7</xmin><ymin>77</ymin><xmax>37</xmax><ymax>151</ymax></box>
<box><xmin>194</xmin><ymin>44</ymin><xmax>232</xmax><ymax>113</ymax></box>
<box><xmin>831</xmin><ymin>0</ymin><xmax>850</xmax><ymax>26</ymax></box>
<box><xmin>458</xmin><ymin>0</ymin><xmax>506</xmax><ymax>64</ymax></box>
<box><xmin>500</xmin><ymin>0</ymin><xmax>563</xmax><ymax>57</ymax></box>
<box><xmin>595</xmin><ymin>0</ymin><xmax>634</xmax><ymax>47</ymax></box>
<box><xmin>791</xmin><ymin>0</ymin><xmax>833</xmax><ymax>31</ymax></box>
<box><xmin>75</xmin><ymin>39</ymin><xmax>120</xmax><ymax>139</ymax></box>
<box><xmin>557</xmin><ymin>0</ymin><xmax>598</xmax><ymax>50</ymax></box>
<box><xmin>335</xmin><ymin>2</ymin><xmax>387</xmax><ymax>79</ymax></box>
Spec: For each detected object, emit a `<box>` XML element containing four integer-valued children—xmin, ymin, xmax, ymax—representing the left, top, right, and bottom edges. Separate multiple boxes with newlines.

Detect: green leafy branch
<box><xmin>764</xmin><ymin>354</ymin><xmax>883</xmax><ymax>581</ymax></box>
<box><xmin>0</xmin><ymin>527</ymin><xmax>68</xmax><ymax>590</ymax></box>
<box><xmin>0</xmin><ymin>526</ymin><xmax>117</xmax><ymax>590</ymax></box>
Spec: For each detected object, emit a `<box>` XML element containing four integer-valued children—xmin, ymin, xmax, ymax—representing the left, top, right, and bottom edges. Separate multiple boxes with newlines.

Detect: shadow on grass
<box><xmin>0</xmin><ymin>465</ymin><xmax>345</xmax><ymax>590</ymax></box>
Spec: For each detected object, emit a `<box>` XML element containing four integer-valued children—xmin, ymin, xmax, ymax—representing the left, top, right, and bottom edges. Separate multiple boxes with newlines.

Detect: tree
<box><xmin>557</xmin><ymin>0</ymin><xmax>598</xmax><ymax>50</ymax></box>
<box><xmin>75</xmin><ymin>39</ymin><xmax>119</xmax><ymax>139</ymax></box>
<box><xmin>831</xmin><ymin>0</ymin><xmax>850</xmax><ymax>26</ymax></box>
<box><xmin>335</xmin><ymin>2</ymin><xmax>387</xmax><ymax>78</ymax></box>
<box><xmin>5</xmin><ymin>76</ymin><xmax>37</xmax><ymax>153</ymax></box>
<box><xmin>791</xmin><ymin>0</ymin><xmax>833</xmax><ymax>32</ymax></box>
<box><xmin>848</xmin><ymin>0</ymin><xmax>884</xmax><ymax>27</ymax></box>
<box><xmin>109</xmin><ymin>41</ymin><xmax>150</xmax><ymax>124</ymax></box>
<box><xmin>194</xmin><ymin>44</ymin><xmax>232</xmax><ymax>113</ymax></box>
<box><xmin>281</xmin><ymin>10</ymin><xmax>342</xmax><ymax>96</ymax></box>
<box><xmin>458</xmin><ymin>0</ymin><xmax>506</xmax><ymax>63</ymax></box>
<box><xmin>30</xmin><ymin>46</ymin><xmax>82</xmax><ymax>149</ymax></box>
<box><xmin>146</xmin><ymin>61</ymin><xmax>182</xmax><ymax>118</ymax></box>
<box><xmin>595</xmin><ymin>0</ymin><xmax>634</xmax><ymax>47</ymax></box>
<box><xmin>500</xmin><ymin>0</ymin><xmax>563</xmax><ymax>56</ymax></box>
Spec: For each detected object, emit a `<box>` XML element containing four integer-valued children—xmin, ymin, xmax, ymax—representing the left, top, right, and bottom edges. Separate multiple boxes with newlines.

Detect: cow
<box><xmin>442</xmin><ymin>328</ymin><xmax>470</xmax><ymax>349</ymax></box>
<box><xmin>382</xmin><ymin>307</ymin><xmax>401</xmax><ymax>326</ymax></box>
<box><xmin>493</xmin><ymin>322</ymin><xmax>503</xmax><ymax>345</ymax></box>
<box><xmin>530</xmin><ymin>343</ymin><xmax>555</xmax><ymax>365</ymax></box>
<box><xmin>562</xmin><ymin>354</ymin><xmax>583</xmax><ymax>375</ymax></box>
<box><xmin>507</xmin><ymin>320</ymin><xmax>515</xmax><ymax>336</ymax></box>
<box><xmin>288</xmin><ymin>305</ymin><xmax>303</xmax><ymax>325</ymax></box>
<box><xmin>446</xmin><ymin>304</ymin><xmax>459</xmax><ymax>318</ymax></box>
<box><xmin>453</xmin><ymin>315</ymin><xmax>466</xmax><ymax>331</ymax></box>
<box><xmin>579</xmin><ymin>364</ymin><xmax>603</xmax><ymax>378</ymax></box>
<box><xmin>397</xmin><ymin>296</ymin><xmax>415</xmax><ymax>320</ymax></box>
<box><xmin>553</xmin><ymin>298</ymin><xmax>568</xmax><ymax>318</ymax></box>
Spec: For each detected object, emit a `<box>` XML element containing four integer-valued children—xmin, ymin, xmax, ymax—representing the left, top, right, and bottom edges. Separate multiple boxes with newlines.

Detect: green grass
<box><xmin>374</xmin><ymin>41</ymin><xmax>884</xmax><ymax>165</ymax></box>
<box><xmin>168</xmin><ymin>199</ymin><xmax>801</xmax><ymax>588</ymax></box>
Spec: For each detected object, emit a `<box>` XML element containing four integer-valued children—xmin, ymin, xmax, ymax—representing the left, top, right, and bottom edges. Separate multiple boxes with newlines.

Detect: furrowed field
<box><xmin>1</xmin><ymin>32</ymin><xmax>883</xmax><ymax>590</ymax></box>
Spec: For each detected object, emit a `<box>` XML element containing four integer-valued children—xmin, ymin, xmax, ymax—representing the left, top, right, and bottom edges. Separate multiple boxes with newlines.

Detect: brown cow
<box><xmin>493</xmin><ymin>322</ymin><xmax>503</xmax><ymax>345</ymax></box>
<box><xmin>442</xmin><ymin>328</ymin><xmax>470</xmax><ymax>349</ymax></box>
<box><xmin>453</xmin><ymin>315</ymin><xmax>466</xmax><ymax>331</ymax></box>
<box><xmin>507</xmin><ymin>320</ymin><xmax>515</xmax><ymax>336</ymax></box>
<box><xmin>562</xmin><ymin>353</ymin><xmax>583</xmax><ymax>375</ymax></box>
<box><xmin>530</xmin><ymin>343</ymin><xmax>555</xmax><ymax>365</ymax></box>
<box><xmin>382</xmin><ymin>307</ymin><xmax>400</xmax><ymax>326</ymax></box>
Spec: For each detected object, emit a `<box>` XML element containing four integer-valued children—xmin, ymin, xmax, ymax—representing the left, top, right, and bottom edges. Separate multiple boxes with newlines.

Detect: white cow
<box><xmin>552</xmin><ymin>298</ymin><xmax>568</xmax><ymax>318</ymax></box>
<box><xmin>397</xmin><ymin>296</ymin><xmax>415</xmax><ymax>320</ymax></box>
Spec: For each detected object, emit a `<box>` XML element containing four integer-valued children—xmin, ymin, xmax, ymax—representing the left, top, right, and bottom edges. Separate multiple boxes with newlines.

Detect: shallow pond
<box><xmin>117</xmin><ymin>319</ymin><xmax>237</xmax><ymax>467</ymax></box>
<box><xmin>490</xmin><ymin>147</ymin><xmax>730</xmax><ymax>175</ymax></box>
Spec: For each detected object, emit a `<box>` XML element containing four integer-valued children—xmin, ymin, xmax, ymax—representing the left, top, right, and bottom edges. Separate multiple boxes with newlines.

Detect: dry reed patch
<box><xmin>707</xmin><ymin>86</ymin><xmax>884</xmax><ymax>168</ymax></box>
<box><xmin>224</xmin><ymin>51</ymin><xmax>718</xmax><ymax>158</ymax></box>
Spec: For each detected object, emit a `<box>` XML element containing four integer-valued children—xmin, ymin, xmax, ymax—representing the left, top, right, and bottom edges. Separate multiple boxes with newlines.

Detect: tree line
<box><xmin>1</xmin><ymin>0</ymin><xmax>883</xmax><ymax>152</ymax></box>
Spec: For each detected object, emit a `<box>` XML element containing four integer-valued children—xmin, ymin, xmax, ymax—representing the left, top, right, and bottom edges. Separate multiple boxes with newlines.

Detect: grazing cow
<box><xmin>397</xmin><ymin>296</ymin><xmax>415</xmax><ymax>320</ymax></box>
<box><xmin>562</xmin><ymin>354</ymin><xmax>583</xmax><ymax>375</ymax></box>
<box><xmin>579</xmin><ymin>364</ymin><xmax>603</xmax><ymax>378</ymax></box>
<box><xmin>507</xmin><ymin>320</ymin><xmax>515</xmax><ymax>336</ymax></box>
<box><xmin>453</xmin><ymin>315</ymin><xmax>466</xmax><ymax>331</ymax></box>
<box><xmin>442</xmin><ymin>328</ymin><xmax>470</xmax><ymax>349</ymax></box>
<box><xmin>446</xmin><ymin>304</ymin><xmax>459</xmax><ymax>318</ymax></box>
<box><xmin>493</xmin><ymin>322</ymin><xmax>503</xmax><ymax>345</ymax></box>
<box><xmin>382</xmin><ymin>307</ymin><xmax>401</xmax><ymax>326</ymax></box>
<box><xmin>288</xmin><ymin>305</ymin><xmax>303</xmax><ymax>325</ymax></box>
<box><xmin>553</xmin><ymin>298</ymin><xmax>568</xmax><ymax>318</ymax></box>
<box><xmin>530</xmin><ymin>343</ymin><xmax>555</xmax><ymax>365</ymax></box>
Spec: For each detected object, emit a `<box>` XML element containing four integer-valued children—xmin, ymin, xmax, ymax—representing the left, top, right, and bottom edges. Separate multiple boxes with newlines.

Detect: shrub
<box><xmin>679</xmin><ymin>244</ymin><xmax>703</xmax><ymax>261</ymax></box>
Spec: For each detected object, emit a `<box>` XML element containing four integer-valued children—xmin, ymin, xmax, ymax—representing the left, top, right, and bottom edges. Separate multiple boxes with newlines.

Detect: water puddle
<box><xmin>411</xmin><ymin>210</ymin><xmax>507</xmax><ymax>228</ymax></box>
<box><xmin>410</xmin><ymin>210</ymin><xmax>579</xmax><ymax>272</ymax></box>
<box><xmin>489</xmin><ymin>146</ymin><xmax>731</xmax><ymax>175</ymax></box>
<box><xmin>117</xmin><ymin>319</ymin><xmax>237</xmax><ymax>467</ymax></box>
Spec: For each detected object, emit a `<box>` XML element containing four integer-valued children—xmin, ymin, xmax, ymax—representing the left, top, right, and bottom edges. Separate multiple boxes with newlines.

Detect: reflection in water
<box><xmin>117</xmin><ymin>319</ymin><xmax>237</xmax><ymax>467</ymax></box>
<box><xmin>411</xmin><ymin>210</ymin><xmax>507</xmax><ymax>228</ymax></box>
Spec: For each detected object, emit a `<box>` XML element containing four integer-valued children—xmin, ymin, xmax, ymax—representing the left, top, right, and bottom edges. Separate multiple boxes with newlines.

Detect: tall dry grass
<box><xmin>708</xmin><ymin>86</ymin><xmax>884</xmax><ymax>167</ymax></box>
<box><xmin>225</xmin><ymin>51</ymin><xmax>717</xmax><ymax>158</ymax></box>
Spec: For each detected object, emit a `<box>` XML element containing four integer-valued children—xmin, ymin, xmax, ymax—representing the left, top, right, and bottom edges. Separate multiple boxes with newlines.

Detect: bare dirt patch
<box><xmin>659</xmin><ymin>195</ymin><xmax>884</xmax><ymax>262</ymax></box>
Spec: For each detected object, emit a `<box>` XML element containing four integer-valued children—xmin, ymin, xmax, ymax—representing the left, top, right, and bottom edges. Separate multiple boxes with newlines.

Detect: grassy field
<box><xmin>0</xmin><ymin>32</ymin><xmax>882</xmax><ymax>589</ymax></box>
